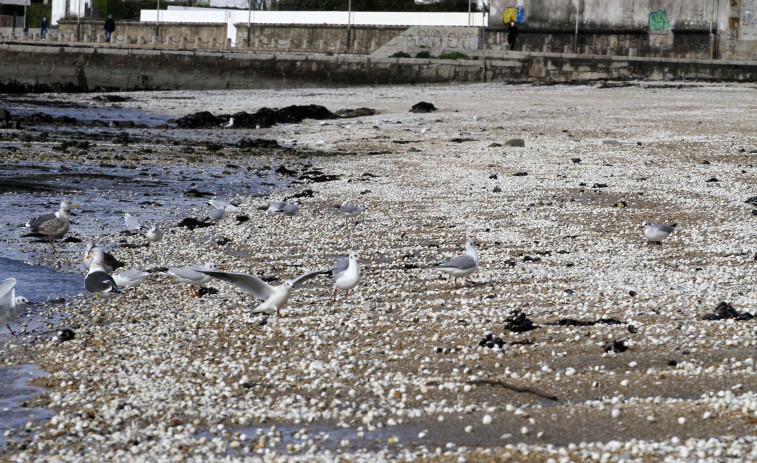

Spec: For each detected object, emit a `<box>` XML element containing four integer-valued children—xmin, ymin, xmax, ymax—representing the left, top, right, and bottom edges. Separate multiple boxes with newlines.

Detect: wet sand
<box><xmin>2</xmin><ymin>82</ymin><xmax>757</xmax><ymax>461</ymax></box>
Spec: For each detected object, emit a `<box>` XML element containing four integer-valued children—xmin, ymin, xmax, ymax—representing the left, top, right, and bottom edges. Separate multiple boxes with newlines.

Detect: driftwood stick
<box><xmin>466</xmin><ymin>379</ymin><xmax>558</xmax><ymax>401</ymax></box>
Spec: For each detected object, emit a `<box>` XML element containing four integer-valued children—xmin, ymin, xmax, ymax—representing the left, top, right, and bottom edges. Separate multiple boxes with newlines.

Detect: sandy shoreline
<box><xmin>2</xmin><ymin>81</ymin><xmax>757</xmax><ymax>461</ymax></box>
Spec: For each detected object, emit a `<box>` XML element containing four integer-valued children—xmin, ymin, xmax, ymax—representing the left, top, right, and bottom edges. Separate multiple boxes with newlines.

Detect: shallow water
<box><xmin>0</xmin><ymin>365</ymin><xmax>54</xmax><ymax>448</ymax></box>
<box><xmin>3</xmin><ymin>99</ymin><xmax>175</xmax><ymax>127</ymax></box>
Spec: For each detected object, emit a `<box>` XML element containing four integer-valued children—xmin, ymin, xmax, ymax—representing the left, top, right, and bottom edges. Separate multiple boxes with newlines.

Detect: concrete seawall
<box><xmin>1</xmin><ymin>43</ymin><xmax>756</xmax><ymax>91</ymax></box>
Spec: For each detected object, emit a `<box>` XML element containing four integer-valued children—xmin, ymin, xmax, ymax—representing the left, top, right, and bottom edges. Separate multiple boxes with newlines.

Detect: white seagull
<box><xmin>124</xmin><ymin>213</ymin><xmax>142</xmax><ymax>234</ymax></box>
<box><xmin>324</xmin><ymin>252</ymin><xmax>362</xmax><ymax>302</ymax></box>
<box><xmin>642</xmin><ymin>221</ymin><xmax>677</xmax><ymax>245</ymax></box>
<box><xmin>223</xmin><ymin>117</ymin><xmax>234</xmax><ymax>129</ymax></box>
<box><xmin>0</xmin><ymin>278</ymin><xmax>32</xmax><ymax>336</ymax></box>
<box><xmin>167</xmin><ymin>262</ymin><xmax>219</xmax><ymax>298</ymax></box>
<box><xmin>201</xmin><ymin>269</ymin><xmax>325</xmax><ymax>318</ymax></box>
<box><xmin>112</xmin><ymin>269</ymin><xmax>150</xmax><ymax>297</ymax></box>
<box><xmin>334</xmin><ymin>205</ymin><xmax>365</xmax><ymax>222</ymax></box>
<box><xmin>84</xmin><ymin>248</ymin><xmax>121</xmax><ymax>312</ymax></box>
<box><xmin>266</xmin><ymin>201</ymin><xmax>300</xmax><ymax>217</ymax></box>
<box><xmin>207</xmin><ymin>207</ymin><xmax>226</xmax><ymax>223</ymax></box>
<box><xmin>208</xmin><ymin>199</ymin><xmax>243</xmax><ymax>214</ymax></box>
<box><xmin>145</xmin><ymin>225</ymin><xmax>163</xmax><ymax>251</ymax></box>
<box><xmin>433</xmin><ymin>238</ymin><xmax>479</xmax><ymax>288</ymax></box>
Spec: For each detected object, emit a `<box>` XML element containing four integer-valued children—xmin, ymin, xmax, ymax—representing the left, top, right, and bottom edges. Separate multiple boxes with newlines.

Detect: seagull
<box><xmin>112</xmin><ymin>269</ymin><xmax>150</xmax><ymax>297</ymax></box>
<box><xmin>83</xmin><ymin>240</ymin><xmax>125</xmax><ymax>273</ymax></box>
<box><xmin>642</xmin><ymin>221</ymin><xmax>677</xmax><ymax>245</ymax></box>
<box><xmin>208</xmin><ymin>199</ymin><xmax>243</xmax><ymax>214</ymax></box>
<box><xmin>324</xmin><ymin>252</ymin><xmax>362</xmax><ymax>302</ymax></box>
<box><xmin>334</xmin><ymin>205</ymin><xmax>365</xmax><ymax>222</ymax></box>
<box><xmin>124</xmin><ymin>213</ymin><xmax>142</xmax><ymax>234</ymax></box>
<box><xmin>84</xmin><ymin>248</ymin><xmax>121</xmax><ymax>312</ymax></box>
<box><xmin>26</xmin><ymin>200</ymin><xmax>77</xmax><ymax>253</ymax></box>
<box><xmin>206</xmin><ymin>207</ymin><xmax>226</xmax><ymax>223</ymax></box>
<box><xmin>145</xmin><ymin>225</ymin><xmax>163</xmax><ymax>251</ymax></box>
<box><xmin>201</xmin><ymin>269</ymin><xmax>326</xmax><ymax>318</ymax></box>
<box><xmin>223</xmin><ymin>117</ymin><xmax>234</xmax><ymax>129</ymax></box>
<box><xmin>266</xmin><ymin>201</ymin><xmax>300</xmax><ymax>218</ymax></box>
<box><xmin>0</xmin><ymin>278</ymin><xmax>32</xmax><ymax>336</ymax></box>
<box><xmin>433</xmin><ymin>238</ymin><xmax>479</xmax><ymax>288</ymax></box>
<box><xmin>167</xmin><ymin>263</ymin><xmax>219</xmax><ymax>298</ymax></box>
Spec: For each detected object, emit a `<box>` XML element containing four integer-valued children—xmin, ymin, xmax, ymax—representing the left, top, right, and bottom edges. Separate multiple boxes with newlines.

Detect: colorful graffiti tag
<box><xmin>503</xmin><ymin>5</ymin><xmax>525</xmax><ymax>24</ymax></box>
<box><xmin>649</xmin><ymin>10</ymin><xmax>669</xmax><ymax>31</ymax></box>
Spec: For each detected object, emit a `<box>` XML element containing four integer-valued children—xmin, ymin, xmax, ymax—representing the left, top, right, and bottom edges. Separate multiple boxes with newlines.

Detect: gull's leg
<box><xmin>345</xmin><ymin>289</ymin><xmax>349</xmax><ymax>301</ymax></box>
<box><xmin>276</xmin><ymin>307</ymin><xmax>284</xmax><ymax>318</ymax></box>
<box><xmin>332</xmin><ymin>287</ymin><xmax>338</xmax><ymax>303</ymax></box>
<box><xmin>6</xmin><ymin>324</ymin><xmax>16</xmax><ymax>337</ymax></box>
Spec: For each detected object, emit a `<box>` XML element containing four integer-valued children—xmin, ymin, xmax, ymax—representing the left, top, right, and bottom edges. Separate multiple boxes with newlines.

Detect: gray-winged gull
<box><xmin>433</xmin><ymin>238</ymin><xmax>479</xmax><ymax>288</ymax></box>
<box><xmin>84</xmin><ymin>248</ymin><xmax>121</xmax><ymax>312</ymax></box>
<box><xmin>124</xmin><ymin>213</ymin><xmax>142</xmax><ymax>234</ymax></box>
<box><xmin>642</xmin><ymin>221</ymin><xmax>677</xmax><ymax>245</ymax></box>
<box><xmin>112</xmin><ymin>269</ymin><xmax>150</xmax><ymax>296</ymax></box>
<box><xmin>83</xmin><ymin>240</ymin><xmax>125</xmax><ymax>273</ymax></box>
<box><xmin>145</xmin><ymin>225</ymin><xmax>163</xmax><ymax>251</ymax></box>
<box><xmin>201</xmin><ymin>269</ymin><xmax>325</xmax><ymax>318</ymax></box>
<box><xmin>323</xmin><ymin>252</ymin><xmax>362</xmax><ymax>302</ymax></box>
<box><xmin>167</xmin><ymin>263</ymin><xmax>219</xmax><ymax>298</ymax></box>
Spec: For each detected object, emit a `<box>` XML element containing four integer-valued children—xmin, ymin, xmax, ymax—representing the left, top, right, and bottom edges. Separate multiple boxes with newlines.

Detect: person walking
<box><xmin>104</xmin><ymin>15</ymin><xmax>115</xmax><ymax>43</ymax></box>
<box><xmin>39</xmin><ymin>16</ymin><xmax>49</xmax><ymax>41</ymax></box>
<box><xmin>507</xmin><ymin>20</ymin><xmax>518</xmax><ymax>51</ymax></box>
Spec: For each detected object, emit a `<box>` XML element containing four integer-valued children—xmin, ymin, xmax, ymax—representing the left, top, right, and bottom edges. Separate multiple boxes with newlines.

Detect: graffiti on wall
<box><xmin>649</xmin><ymin>10</ymin><xmax>669</xmax><ymax>31</ymax></box>
<box><xmin>503</xmin><ymin>5</ymin><xmax>525</xmax><ymax>24</ymax></box>
<box><xmin>404</xmin><ymin>27</ymin><xmax>477</xmax><ymax>50</ymax></box>
<box><xmin>742</xmin><ymin>0</ymin><xmax>757</xmax><ymax>40</ymax></box>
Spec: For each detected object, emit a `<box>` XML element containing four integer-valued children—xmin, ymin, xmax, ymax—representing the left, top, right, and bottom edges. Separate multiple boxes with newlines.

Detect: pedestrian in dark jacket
<box><xmin>507</xmin><ymin>20</ymin><xmax>518</xmax><ymax>51</ymax></box>
<box><xmin>104</xmin><ymin>15</ymin><xmax>115</xmax><ymax>43</ymax></box>
<box><xmin>40</xmin><ymin>16</ymin><xmax>49</xmax><ymax>41</ymax></box>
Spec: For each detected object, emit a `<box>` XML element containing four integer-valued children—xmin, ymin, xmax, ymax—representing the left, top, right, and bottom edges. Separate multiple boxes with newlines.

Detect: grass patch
<box><xmin>390</xmin><ymin>51</ymin><xmax>411</xmax><ymax>58</ymax></box>
<box><xmin>437</xmin><ymin>52</ymin><xmax>470</xmax><ymax>60</ymax></box>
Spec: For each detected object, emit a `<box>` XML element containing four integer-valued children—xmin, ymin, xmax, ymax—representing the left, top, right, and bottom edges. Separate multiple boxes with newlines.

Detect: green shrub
<box><xmin>415</xmin><ymin>51</ymin><xmax>432</xmax><ymax>59</ymax></box>
<box><xmin>390</xmin><ymin>51</ymin><xmax>411</xmax><ymax>58</ymax></box>
<box><xmin>27</xmin><ymin>3</ymin><xmax>51</xmax><ymax>29</ymax></box>
<box><xmin>437</xmin><ymin>52</ymin><xmax>470</xmax><ymax>60</ymax></box>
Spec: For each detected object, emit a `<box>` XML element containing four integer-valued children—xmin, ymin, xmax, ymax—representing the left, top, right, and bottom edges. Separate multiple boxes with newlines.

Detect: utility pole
<box><xmin>346</xmin><ymin>0</ymin><xmax>352</xmax><ymax>51</ymax></box>
<box><xmin>247</xmin><ymin>0</ymin><xmax>252</xmax><ymax>47</ymax></box>
<box><xmin>481</xmin><ymin>1</ymin><xmax>486</xmax><ymax>82</ymax></box>
<box><xmin>156</xmin><ymin>0</ymin><xmax>160</xmax><ymax>38</ymax></box>
<box><xmin>573</xmin><ymin>0</ymin><xmax>579</xmax><ymax>53</ymax></box>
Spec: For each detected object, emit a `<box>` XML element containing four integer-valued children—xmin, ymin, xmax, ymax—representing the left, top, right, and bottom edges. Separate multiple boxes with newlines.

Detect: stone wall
<box><xmin>233</xmin><ymin>24</ymin><xmax>404</xmax><ymax>54</ymax></box>
<box><xmin>56</xmin><ymin>20</ymin><xmax>228</xmax><ymax>48</ymax></box>
<box><xmin>0</xmin><ymin>44</ymin><xmax>754</xmax><ymax>93</ymax></box>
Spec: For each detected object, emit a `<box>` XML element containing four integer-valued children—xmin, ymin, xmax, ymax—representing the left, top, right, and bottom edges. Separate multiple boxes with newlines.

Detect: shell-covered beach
<box><xmin>2</xmin><ymin>82</ymin><xmax>757</xmax><ymax>462</ymax></box>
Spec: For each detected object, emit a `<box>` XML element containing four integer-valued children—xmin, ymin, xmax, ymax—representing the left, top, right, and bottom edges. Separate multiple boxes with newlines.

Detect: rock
<box><xmin>335</xmin><ymin>108</ymin><xmax>377</xmax><ymax>118</ymax></box>
<box><xmin>504</xmin><ymin>310</ymin><xmax>537</xmax><ymax>333</ymax></box>
<box><xmin>571</xmin><ymin>157</ymin><xmax>581</xmax><ymax>164</ymax></box>
<box><xmin>56</xmin><ymin>328</ymin><xmax>76</xmax><ymax>342</ymax></box>
<box><xmin>110</xmin><ymin>120</ymin><xmax>135</xmax><ymax>128</ymax></box>
<box><xmin>613</xmin><ymin>201</ymin><xmax>627</xmax><ymax>208</ymax></box>
<box><xmin>505</xmin><ymin>138</ymin><xmax>525</xmax><ymax>147</ymax></box>
<box><xmin>745</xmin><ymin>196</ymin><xmax>757</xmax><ymax>206</ymax></box>
<box><xmin>701</xmin><ymin>301</ymin><xmax>754</xmax><ymax>321</ymax></box>
<box><xmin>488</xmin><ymin>143</ymin><xmax>502</xmax><ymax>148</ymax></box>
<box><xmin>602</xmin><ymin>139</ymin><xmax>620</xmax><ymax>145</ymax></box>
<box><xmin>603</xmin><ymin>340</ymin><xmax>628</xmax><ymax>353</ymax></box>
<box><xmin>239</xmin><ymin>138</ymin><xmax>279</xmax><ymax>149</ymax></box>
<box><xmin>177</xmin><ymin>105</ymin><xmax>339</xmax><ymax>129</ymax></box>
<box><xmin>449</xmin><ymin>138</ymin><xmax>475</xmax><ymax>143</ymax></box>
<box><xmin>513</xmin><ymin>172</ymin><xmax>528</xmax><ymax>177</ymax></box>
<box><xmin>176</xmin><ymin>217</ymin><xmax>213</xmax><ymax>230</ymax></box>
<box><xmin>492</xmin><ymin>185</ymin><xmax>502</xmax><ymax>193</ymax></box>
<box><xmin>409</xmin><ymin>102</ymin><xmax>437</xmax><ymax>113</ymax></box>
<box><xmin>93</xmin><ymin>95</ymin><xmax>132</xmax><ymax>103</ymax></box>
<box><xmin>183</xmin><ymin>188</ymin><xmax>214</xmax><ymax>198</ymax></box>
<box><xmin>706</xmin><ymin>177</ymin><xmax>719</xmax><ymax>182</ymax></box>
<box><xmin>592</xmin><ymin>183</ymin><xmax>608</xmax><ymax>188</ymax></box>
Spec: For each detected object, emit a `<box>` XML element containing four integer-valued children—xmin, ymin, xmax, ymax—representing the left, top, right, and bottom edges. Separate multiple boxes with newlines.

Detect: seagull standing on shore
<box><xmin>266</xmin><ymin>201</ymin><xmax>300</xmax><ymax>218</ymax></box>
<box><xmin>83</xmin><ymin>240</ymin><xmax>125</xmax><ymax>273</ymax></box>
<box><xmin>334</xmin><ymin>205</ymin><xmax>365</xmax><ymax>223</ymax></box>
<box><xmin>208</xmin><ymin>199</ymin><xmax>243</xmax><ymax>214</ymax></box>
<box><xmin>223</xmin><ymin>117</ymin><xmax>234</xmax><ymax>129</ymax></box>
<box><xmin>433</xmin><ymin>238</ymin><xmax>479</xmax><ymax>288</ymax></box>
<box><xmin>145</xmin><ymin>225</ymin><xmax>163</xmax><ymax>251</ymax></box>
<box><xmin>201</xmin><ymin>269</ymin><xmax>325</xmax><ymax>318</ymax></box>
<box><xmin>84</xmin><ymin>248</ymin><xmax>121</xmax><ymax>312</ymax></box>
<box><xmin>112</xmin><ymin>269</ymin><xmax>150</xmax><ymax>297</ymax></box>
<box><xmin>124</xmin><ymin>213</ymin><xmax>142</xmax><ymax>235</ymax></box>
<box><xmin>26</xmin><ymin>200</ymin><xmax>77</xmax><ymax>253</ymax></box>
<box><xmin>324</xmin><ymin>252</ymin><xmax>362</xmax><ymax>302</ymax></box>
<box><xmin>0</xmin><ymin>278</ymin><xmax>32</xmax><ymax>336</ymax></box>
<box><xmin>168</xmin><ymin>263</ymin><xmax>219</xmax><ymax>298</ymax></box>
<box><xmin>642</xmin><ymin>221</ymin><xmax>677</xmax><ymax>245</ymax></box>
